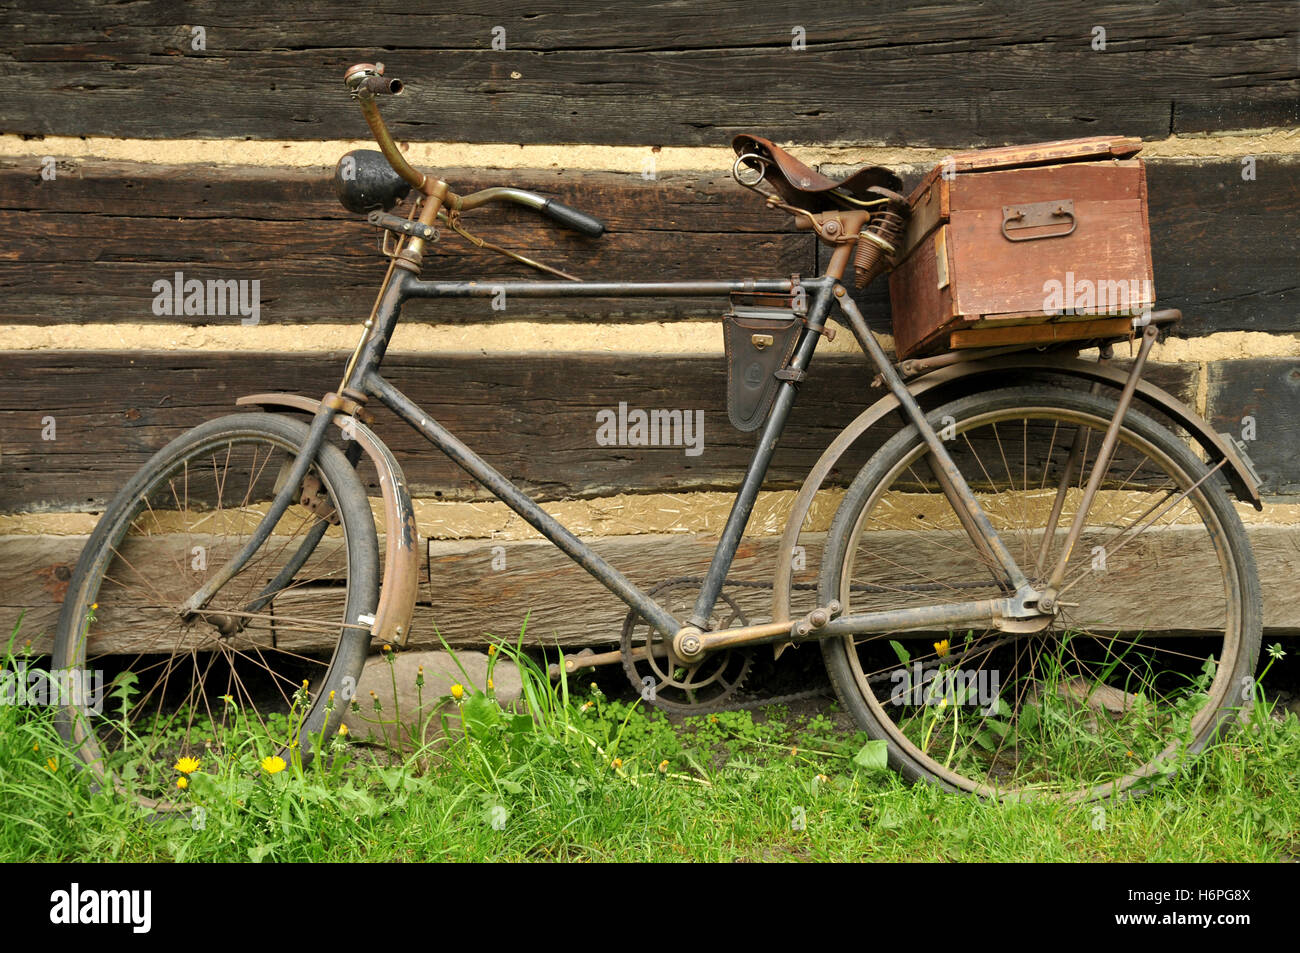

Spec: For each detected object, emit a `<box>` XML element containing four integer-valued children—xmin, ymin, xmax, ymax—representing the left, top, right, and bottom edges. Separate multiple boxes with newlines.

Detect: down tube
<box><xmin>364</xmin><ymin>372</ymin><xmax>682</xmax><ymax>639</ymax></box>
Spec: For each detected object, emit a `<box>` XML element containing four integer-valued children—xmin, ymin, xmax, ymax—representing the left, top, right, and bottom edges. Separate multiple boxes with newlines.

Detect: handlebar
<box><xmin>343</xmin><ymin>62</ymin><xmax>605</xmax><ymax>238</ymax></box>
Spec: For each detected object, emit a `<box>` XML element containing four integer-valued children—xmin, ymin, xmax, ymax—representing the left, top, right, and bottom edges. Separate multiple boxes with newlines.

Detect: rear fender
<box><xmin>770</xmin><ymin>354</ymin><xmax>1262</xmax><ymax>628</ymax></box>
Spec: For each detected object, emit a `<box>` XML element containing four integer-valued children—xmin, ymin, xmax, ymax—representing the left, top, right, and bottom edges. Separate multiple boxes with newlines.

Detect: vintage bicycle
<box><xmin>53</xmin><ymin>62</ymin><xmax>1263</xmax><ymax>805</ymax></box>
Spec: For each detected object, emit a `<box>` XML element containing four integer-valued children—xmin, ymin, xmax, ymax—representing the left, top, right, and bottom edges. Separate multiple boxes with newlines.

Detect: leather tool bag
<box><xmin>723</xmin><ymin>297</ymin><xmax>803</xmax><ymax>432</ymax></box>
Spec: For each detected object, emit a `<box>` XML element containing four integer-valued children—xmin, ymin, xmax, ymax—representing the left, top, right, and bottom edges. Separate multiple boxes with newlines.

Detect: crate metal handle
<box><xmin>1001</xmin><ymin>199</ymin><xmax>1076</xmax><ymax>242</ymax></box>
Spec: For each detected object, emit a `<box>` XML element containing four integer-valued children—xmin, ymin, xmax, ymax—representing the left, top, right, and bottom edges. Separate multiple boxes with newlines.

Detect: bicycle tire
<box><xmin>52</xmin><ymin>412</ymin><xmax>380</xmax><ymax>808</ymax></box>
<box><xmin>818</xmin><ymin>385</ymin><xmax>1262</xmax><ymax>801</ymax></box>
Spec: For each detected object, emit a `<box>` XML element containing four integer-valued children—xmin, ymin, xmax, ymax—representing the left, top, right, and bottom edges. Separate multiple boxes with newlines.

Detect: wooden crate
<box><xmin>888</xmin><ymin>137</ymin><xmax>1155</xmax><ymax>359</ymax></box>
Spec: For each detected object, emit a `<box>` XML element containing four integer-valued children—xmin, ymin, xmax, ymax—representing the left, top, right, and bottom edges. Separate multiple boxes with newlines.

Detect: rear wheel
<box><xmin>52</xmin><ymin>413</ymin><xmax>379</xmax><ymax>808</ymax></box>
<box><xmin>819</xmin><ymin>385</ymin><xmax>1262</xmax><ymax>801</ymax></box>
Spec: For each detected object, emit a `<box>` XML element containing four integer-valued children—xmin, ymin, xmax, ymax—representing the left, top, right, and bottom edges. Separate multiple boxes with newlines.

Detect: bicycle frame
<box><xmin>183</xmin><ymin>228</ymin><xmax>1183</xmax><ymax>668</ymax></box>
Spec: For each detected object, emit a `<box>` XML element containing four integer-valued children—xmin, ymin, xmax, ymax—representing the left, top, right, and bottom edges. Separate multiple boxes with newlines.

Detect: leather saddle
<box><xmin>732</xmin><ymin>134</ymin><xmax>903</xmax><ymax>212</ymax></box>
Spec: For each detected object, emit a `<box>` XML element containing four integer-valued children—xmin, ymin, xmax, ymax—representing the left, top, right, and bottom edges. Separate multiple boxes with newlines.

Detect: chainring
<box><xmin>620</xmin><ymin>578</ymin><xmax>754</xmax><ymax>714</ymax></box>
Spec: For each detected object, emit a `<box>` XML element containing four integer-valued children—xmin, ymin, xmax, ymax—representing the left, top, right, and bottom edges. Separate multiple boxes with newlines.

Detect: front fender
<box><xmin>770</xmin><ymin>354</ymin><xmax>1263</xmax><ymax>626</ymax></box>
<box><xmin>235</xmin><ymin>392</ymin><xmax>419</xmax><ymax>648</ymax></box>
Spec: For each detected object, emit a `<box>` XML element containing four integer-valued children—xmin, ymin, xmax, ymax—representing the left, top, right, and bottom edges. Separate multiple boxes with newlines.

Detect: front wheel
<box><xmin>52</xmin><ymin>413</ymin><xmax>380</xmax><ymax>808</ymax></box>
<box><xmin>819</xmin><ymin>385</ymin><xmax>1262</xmax><ymax>801</ymax></box>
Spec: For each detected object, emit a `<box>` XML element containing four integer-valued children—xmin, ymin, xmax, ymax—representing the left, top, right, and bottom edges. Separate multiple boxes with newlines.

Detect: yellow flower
<box><xmin>260</xmin><ymin>755</ymin><xmax>287</xmax><ymax>775</ymax></box>
<box><xmin>658</xmin><ymin>760</ymin><xmax>669</xmax><ymax>773</ymax></box>
<box><xmin>611</xmin><ymin>758</ymin><xmax>623</xmax><ymax>770</ymax></box>
<box><xmin>488</xmin><ymin>645</ymin><xmax>497</xmax><ymax>657</ymax></box>
<box><xmin>486</xmin><ymin>678</ymin><xmax>494</xmax><ymax>692</ymax></box>
<box><xmin>938</xmin><ymin>697</ymin><xmax>949</xmax><ymax>708</ymax></box>
<box><xmin>90</xmin><ymin>602</ymin><xmax>98</xmax><ymax>610</ymax></box>
<box><xmin>46</xmin><ymin>756</ymin><xmax>58</xmax><ymax>773</ymax></box>
<box><xmin>176</xmin><ymin>777</ymin><xmax>188</xmax><ymax>790</ymax></box>
<box><xmin>934</xmin><ymin>639</ymin><xmax>950</xmax><ymax>658</ymax></box>
<box><xmin>790</xmin><ymin>747</ymin><xmax>799</xmax><ymax>756</ymax></box>
<box><xmin>338</xmin><ymin>723</ymin><xmax>349</xmax><ymax>737</ymax></box>
<box><xmin>450</xmin><ymin>683</ymin><xmax>464</xmax><ymax>701</ymax></box>
<box><xmin>32</xmin><ymin>742</ymin><xmax>38</xmax><ymax>752</ymax></box>
<box><xmin>174</xmin><ymin>756</ymin><xmax>201</xmax><ymax>775</ymax></box>
<box><xmin>816</xmin><ymin>774</ymin><xmax>829</xmax><ymax>783</ymax></box>
<box><xmin>381</xmin><ymin>643</ymin><xmax>392</xmax><ymax>653</ymax></box>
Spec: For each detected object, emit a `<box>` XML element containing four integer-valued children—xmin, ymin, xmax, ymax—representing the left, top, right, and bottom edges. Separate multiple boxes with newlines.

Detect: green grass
<box><xmin>1</xmin><ymin>631</ymin><xmax>1296</xmax><ymax>863</ymax></box>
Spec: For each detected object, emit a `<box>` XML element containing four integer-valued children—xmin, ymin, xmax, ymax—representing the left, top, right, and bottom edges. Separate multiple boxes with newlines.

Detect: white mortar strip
<box><xmin>1</xmin><ymin>130</ymin><xmax>1296</xmax><ymax>169</ymax></box>
<box><xmin>2</xmin><ymin>492</ymin><xmax>1293</xmax><ymax>539</ymax></box>
<box><xmin>1</xmin><ymin>322</ymin><xmax>1297</xmax><ymax>362</ymax></box>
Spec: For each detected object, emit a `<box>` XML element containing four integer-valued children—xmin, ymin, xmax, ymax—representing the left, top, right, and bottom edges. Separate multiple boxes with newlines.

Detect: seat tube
<box><xmin>687</xmin><ymin>279</ymin><xmax>834</xmax><ymax>630</ymax></box>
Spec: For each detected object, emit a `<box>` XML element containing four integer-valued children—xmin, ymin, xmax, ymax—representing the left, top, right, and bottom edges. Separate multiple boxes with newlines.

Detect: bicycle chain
<box><xmin>622</xmin><ymin>574</ymin><xmax>832</xmax><ymax>715</ymax></box>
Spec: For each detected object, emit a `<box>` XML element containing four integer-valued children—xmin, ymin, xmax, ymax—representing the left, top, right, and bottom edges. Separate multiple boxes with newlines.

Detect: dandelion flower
<box><xmin>260</xmin><ymin>755</ymin><xmax>287</xmax><ymax>774</ymax></box>
<box><xmin>46</xmin><ymin>757</ymin><xmax>58</xmax><ymax>773</ymax></box>
<box><xmin>176</xmin><ymin>777</ymin><xmax>188</xmax><ymax>790</ymax></box>
<box><xmin>488</xmin><ymin>645</ymin><xmax>497</xmax><ymax>657</ymax></box>
<box><xmin>934</xmin><ymin>638</ymin><xmax>951</xmax><ymax>658</ymax></box>
<box><xmin>450</xmin><ymin>683</ymin><xmax>465</xmax><ymax>701</ymax></box>
<box><xmin>486</xmin><ymin>678</ymin><xmax>494</xmax><ymax>692</ymax></box>
<box><xmin>381</xmin><ymin>643</ymin><xmax>392</xmax><ymax>653</ymax></box>
<box><xmin>938</xmin><ymin>697</ymin><xmax>949</xmax><ymax>709</ymax></box>
<box><xmin>790</xmin><ymin>747</ymin><xmax>798</xmax><ymax>756</ymax></box>
<box><xmin>338</xmin><ymin>723</ymin><xmax>349</xmax><ymax>737</ymax></box>
<box><xmin>32</xmin><ymin>742</ymin><xmax>39</xmax><ymax>752</ymax></box>
<box><xmin>174</xmin><ymin>756</ymin><xmax>201</xmax><ymax>775</ymax></box>
<box><xmin>612</xmin><ymin>758</ymin><xmax>623</xmax><ymax>770</ymax></box>
<box><xmin>816</xmin><ymin>774</ymin><xmax>829</xmax><ymax>783</ymax></box>
<box><xmin>658</xmin><ymin>760</ymin><xmax>669</xmax><ymax>773</ymax></box>
<box><xmin>90</xmin><ymin>602</ymin><xmax>98</xmax><ymax>610</ymax></box>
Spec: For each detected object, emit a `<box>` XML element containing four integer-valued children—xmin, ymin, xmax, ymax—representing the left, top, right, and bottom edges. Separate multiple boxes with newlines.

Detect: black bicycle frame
<box><xmin>346</xmin><ymin>270</ymin><xmax>829</xmax><ymax>639</ymax></box>
<box><xmin>340</xmin><ymin>266</ymin><xmax>1036</xmax><ymax>643</ymax></box>
<box><xmin>189</xmin><ymin>264</ymin><xmax>1039</xmax><ymax>645</ymax></box>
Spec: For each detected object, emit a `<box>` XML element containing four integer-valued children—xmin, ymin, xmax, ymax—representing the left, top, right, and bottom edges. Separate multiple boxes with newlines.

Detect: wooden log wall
<box><xmin>1</xmin><ymin>2</ymin><xmax>1296</xmax><ymax>652</ymax></box>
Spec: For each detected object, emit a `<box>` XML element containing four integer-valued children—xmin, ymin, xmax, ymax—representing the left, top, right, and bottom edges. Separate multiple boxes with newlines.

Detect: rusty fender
<box><xmin>770</xmin><ymin>354</ymin><xmax>1263</xmax><ymax>628</ymax></box>
<box><xmin>235</xmin><ymin>392</ymin><xmax>419</xmax><ymax>648</ymax></box>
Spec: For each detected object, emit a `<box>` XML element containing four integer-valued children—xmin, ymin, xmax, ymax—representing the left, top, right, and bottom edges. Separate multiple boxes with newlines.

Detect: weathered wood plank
<box><xmin>6</xmin><ymin>523</ymin><xmax>1297</xmax><ymax>655</ymax></box>
<box><xmin>4</xmin><ymin>156</ymin><xmax>1293</xmax><ymax>332</ymax></box>
<box><xmin>1206</xmin><ymin>358</ymin><xmax>1300</xmax><ymax>496</ymax></box>
<box><xmin>1</xmin><ymin>2</ymin><xmax>1294</xmax><ymax>143</ymax></box>
<box><xmin>0</xmin><ymin>350</ymin><xmax>1202</xmax><ymax>512</ymax></box>
<box><xmin>0</xmin><ymin>350</ymin><xmax>880</xmax><ymax>511</ymax></box>
<box><xmin>0</xmin><ymin>160</ymin><xmax>813</xmax><ymax>324</ymax></box>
